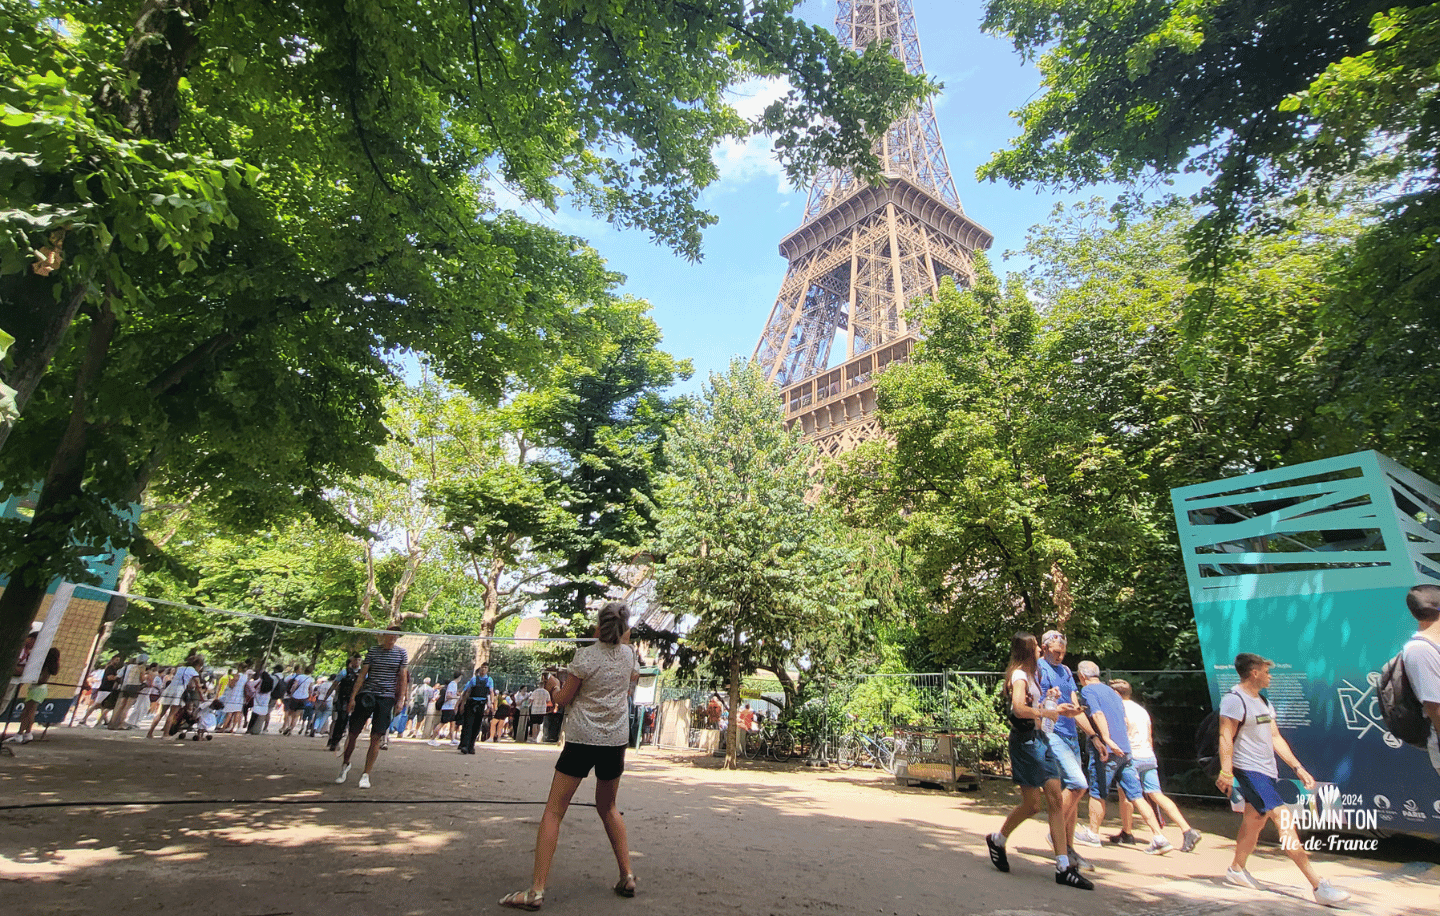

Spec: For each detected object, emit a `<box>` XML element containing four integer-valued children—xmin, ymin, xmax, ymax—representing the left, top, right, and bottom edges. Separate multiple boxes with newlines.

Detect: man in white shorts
<box><xmin>1402</xmin><ymin>585</ymin><xmax>1440</xmax><ymax>776</ymax></box>
<box><xmin>1107</xmin><ymin>679</ymin><xmax>1202</xmax><ymax>852</ymax></box>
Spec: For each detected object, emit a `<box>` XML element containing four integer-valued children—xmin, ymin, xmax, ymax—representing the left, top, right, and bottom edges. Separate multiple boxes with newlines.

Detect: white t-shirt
<box><xmin>288</xmin><ymin>674</ymin><xmax>314</xmax><ymax>700</ymax></box>
<box><xmin>1402</xmin><ymin>635</ymin><xmax>1440</xmax><ymax>705</ymax></box>
<box><xmin>1009</xmin><ymin>668</ymin><xmax>1046</xmax><ymax>733</ymax></box>
<box><xmin>1122</xmin><ymin>699</ymin><xmax>1155</xmax><ymax>759</ymax></box>
<box><xmin>1219</xmin><ymin>687</ymin><xmax>1278</xmax><ymax>778</ymax></box>
<box><xmin>564</xmin><ymin>643</ymin><xmax>639</xmax><ymax>746</ymax></box>
<box><xmin>442</xmin><ymin>681</ymin><xmax>460</xmax><ymax>711</ymax></box>
<box><xmin>528</xmin><ymin>686</ymin><xmax>551</xmax><ymax>714</ymax></box>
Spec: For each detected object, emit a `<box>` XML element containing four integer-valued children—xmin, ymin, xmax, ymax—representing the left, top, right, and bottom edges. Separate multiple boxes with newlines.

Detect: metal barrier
<box><xmin>647</xmin><ymin>668</ymin><xmax>1219</xmax><ymax>796</ymax></box>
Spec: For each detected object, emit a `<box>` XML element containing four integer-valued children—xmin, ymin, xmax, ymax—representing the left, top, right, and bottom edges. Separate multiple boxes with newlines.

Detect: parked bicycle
<box><xmin>743</xmin><ymin>720</ymin><xmax>797</xmax><ymax>761</ymax></box>
<box><xmin>836</xmin><ymin>724</ymin><xmax>899</xmax><ymax>774</ymax></box>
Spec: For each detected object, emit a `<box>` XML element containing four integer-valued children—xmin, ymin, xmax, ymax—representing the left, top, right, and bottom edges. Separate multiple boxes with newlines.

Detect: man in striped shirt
<box><xmin>337</xmin><ymin>625</ymin><xmax>409</xmax><ymax>789</ymax></box>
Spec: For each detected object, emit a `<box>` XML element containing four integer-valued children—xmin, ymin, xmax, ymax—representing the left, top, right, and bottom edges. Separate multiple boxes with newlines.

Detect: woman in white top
<box><xmin>500</xmin><ymin>602</ymin><xmax>640</xmax><ymax>911</ymax></box>
<box><xmin>985</xmin><ymin>632</ymin><xmax>1091</xmax><ymax>890</ymax></box>
<box><xmin>219</xmin><ymin>665</ymin><xmax>252</xmax><ymax>733</ymax></box>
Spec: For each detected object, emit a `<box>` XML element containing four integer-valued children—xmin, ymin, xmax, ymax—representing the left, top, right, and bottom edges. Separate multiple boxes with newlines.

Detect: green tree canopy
<box><xmin>653</xmin><ymin>358</ymin><xmax>867</xmax><ymax>768</ymax></box>
<box><xmin>0</xmin><ymin>0</ymin><xmax>930</xmax><ymax>696</ymax></box>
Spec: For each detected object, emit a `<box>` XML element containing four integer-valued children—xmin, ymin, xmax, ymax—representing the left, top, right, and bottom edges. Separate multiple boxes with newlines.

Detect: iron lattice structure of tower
<box><xmin>752</xmin><ymin>0</ymin><xmax>992</xmax><ymax>458</ymax></box>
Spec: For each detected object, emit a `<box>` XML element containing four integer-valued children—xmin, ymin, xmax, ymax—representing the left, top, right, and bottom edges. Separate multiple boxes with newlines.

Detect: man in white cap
<box><xmin>7</xmin><ymin>622</ymin><xmax>60</xmax><ymax>744</ymax></box>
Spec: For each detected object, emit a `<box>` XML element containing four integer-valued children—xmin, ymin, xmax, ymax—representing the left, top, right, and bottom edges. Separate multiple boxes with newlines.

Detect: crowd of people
<box><xmin>48</xmin><ymin>649</ymin><xmax>576</xmax><ymax>754</ymax></box>
<box><xmin>986</xmin><ymin>629</ymin><xmax>1353</xmax><ymax>907</ymax></box>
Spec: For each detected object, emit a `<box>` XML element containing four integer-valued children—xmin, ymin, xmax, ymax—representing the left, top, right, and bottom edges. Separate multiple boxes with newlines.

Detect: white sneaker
<box><xmin>3</xmin><ymin>734</ymin><xmax>24</xmax><ymax>744</ymax></box>
<box><xmin>1145</xmin><ymin>836</ymin><xmax>1174</xmax><ymax>855</ymax></box>
<box><xmin>335</xmin><ymin>763</ymin><xmax>351</xmax><ymax>784</ymax></box>
<box><xmin>1314</xmin><ymin>880</ymin><xmax>1350</xmax><ymax>908</ymax></box>
<box><xmin>357</xmin><ymin>773</ymin><xmax>371</xmax><ymax>789</ymax></box>
<box><xmin>1074</xmin><ymin>826</ymin><xmax>1103</xmax><ymax>847</ymax></box>
<box><xmin>427</xmin><ymin>739</ymin><xmax>441</xmax><ymax>746</ymax></box>
<box><xmin>1225</xmin><ymin>866</ymin><xmax>1262</xmax><ymax>890</ymax></box>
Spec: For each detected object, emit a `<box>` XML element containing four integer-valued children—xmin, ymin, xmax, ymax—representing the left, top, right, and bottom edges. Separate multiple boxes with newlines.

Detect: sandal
<box><xmin>499</xmin><ymin>889</ymin><xmax>544</xmax><ymax>911</ymax></box>
<box><xmin>614</xmin><ymin>874</ymin><xmax>636</xmax><ymax>898</ymax></box>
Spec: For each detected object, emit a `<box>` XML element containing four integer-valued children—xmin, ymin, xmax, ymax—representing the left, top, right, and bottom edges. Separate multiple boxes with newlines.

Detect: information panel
<box><xmin>1172</xmin><ymin>451</ymin><xmax>1440</xmax><ymax>837</ymax></box>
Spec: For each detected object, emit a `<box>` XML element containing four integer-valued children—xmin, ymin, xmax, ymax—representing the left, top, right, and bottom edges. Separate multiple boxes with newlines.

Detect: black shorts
<box><xmin>284</xmin><ymin>698</ymin><xmax>307</xmax><ymax>712</ymax></box>
<box><xmin>555</xmin><ymin>742</ymin><xmax>627</xmax><ymax>781</ymax></box>
<box><xmin>440</xmin><ymin>709</ymin><xmax>456</xmax><ymax>724</ymax></box>
<box><xmin>346</xmin><ymin>694</ymin><xmax>394</xmax><ymax>737</ymax></box>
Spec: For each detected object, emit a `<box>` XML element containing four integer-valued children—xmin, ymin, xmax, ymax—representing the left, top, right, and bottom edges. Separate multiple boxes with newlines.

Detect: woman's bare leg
<box><xmin>595</xmin><ymin>776</ymin><xmax>634</xmax><ymax>885</ymax></box>
<box><xmin>528</xmin><ymin>771</ymin><xmax>584</xmax><ymax>895</ymax></box>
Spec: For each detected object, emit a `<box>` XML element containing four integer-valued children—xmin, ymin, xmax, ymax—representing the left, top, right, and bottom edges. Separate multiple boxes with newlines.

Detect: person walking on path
<box><xmin>1035</xmin><ymin>631</ymin><xmax>1091</xmax><ymax>870</ymax></box>
<box><xmin>325</xmin><ymin>655</ymin><xmax>362</xmax><ymax>750</ymax></box>
<box><xmin>1402</xmin><ymin>585</ymin><xmax>1440</xmax><ymax>776</ymax></box>
<box><xmin>984</xmin><ymin>632</ymin><xmax>1092</xmax><ymax>891</ymax></box>
<box><xmin>524</xmin><ymin>681</ymin><xmax>551</xmax><ymax>743</ymax></box>
<box><xmin>1107</xmin><ymin>679</ymin><xmax>1203</xmax><ymax>852</ymax></box>
<box><xmin>457</xmin><ymin>663</ymin><xmax>494</xmax><ymax>755</ymax></box>
<box><xmin>281</xmin><ymin>665</ymin><xmax>314</xmax><ymax>735</ymax></box>
<box><xmin>1075</xmin><ymin>661</ymin><xmax>1174</xmax><ymax>855</ymax></box>
<box><xmin>1216</xmin><ymin>652</ymin><xmax>1350</xmax><ymax>907</ymax></box>
<box><xmin>500</xmin><ymin>602</ymin><xmax>641</xmax><ymax>911</ymax></box>
<box><xmin>336</xmin><ymin>626</ymin><xmax>409</xmax><ymax>789</ymax></box>
<box><xmin>108</xmin><ymin>655</ymin><xmax>145</xmax><ymax>730</ymax></box>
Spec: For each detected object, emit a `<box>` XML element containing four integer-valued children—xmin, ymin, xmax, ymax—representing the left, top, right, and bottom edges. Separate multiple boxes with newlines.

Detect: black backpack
<box><xmin>1377</xmin><ymin>639</ymin><xmax>1436</xmax><ymax>748</ymax></box>
<box><xmin>1196</xmin><ymin>688</ymin><xmax>1248</xmax><ymax>779</ymax></box>
<box><xmin>335</xmin><ymin>670</ymin><xmax>359</xmax><ymax>705</ymax></box>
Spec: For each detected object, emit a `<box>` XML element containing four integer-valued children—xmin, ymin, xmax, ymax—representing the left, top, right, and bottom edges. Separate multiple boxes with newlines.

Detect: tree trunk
<box><xmin>475</xmin><ymin>552</ymin><xmax>507</xmax><ymax>670</ymax></box>
<box><xmin>725</xmin><ymin>625</ymin><xmax>742</xmax><ymax>770</ymax></box>
<box><xmin>0</xmin><ymin>303</ymin><xmax>118</xmax><ymax>704</ymax></box>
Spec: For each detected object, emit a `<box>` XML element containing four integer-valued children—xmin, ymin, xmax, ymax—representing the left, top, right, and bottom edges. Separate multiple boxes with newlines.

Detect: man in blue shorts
<box><xmin>1036</xmin><ymin>631</ymin><xmax>1092</xmax><ymax>869</ymax></box>
<box><xmin>1076</xmin><ymin>661</ymin><xmax>1173</xmax><ymax>855</ymax></box>
<box><xmin>1216</xmin><ymin>653</ymin><xmax>1349</xmax><ymax>907</ymax></box>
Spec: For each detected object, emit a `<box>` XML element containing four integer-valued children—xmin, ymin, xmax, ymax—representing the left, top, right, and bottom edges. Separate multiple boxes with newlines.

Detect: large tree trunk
<box><xmin>725</xmin><ymin>624</ymin><xmax>742</xmax><ymax>770</ymax></box>
<box><xmin>474</xmin><ymin>552</ymin><xmax>507</xmax><ymax>670</ymax></box>
<box><xmin>0</xmin><ymin>303</ymin><xmax>118</xmax><ymax>705</ymax></box>
<box><xmin>0</xmin><ymin>0</ymin><xmax>212</xmax><ymax>452</ymax></box>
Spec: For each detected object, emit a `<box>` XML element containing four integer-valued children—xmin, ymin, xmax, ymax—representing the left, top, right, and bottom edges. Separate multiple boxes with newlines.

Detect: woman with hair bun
<box><xmin>500</xmin><ymin>602</ymin><xmax>641</xmax><ymax>911</ymax></box>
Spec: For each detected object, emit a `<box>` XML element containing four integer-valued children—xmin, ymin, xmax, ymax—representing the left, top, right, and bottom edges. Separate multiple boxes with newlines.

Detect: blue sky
<box><xmin>500</xmin><ymin>0</ymin><xmax>1125</xmax><ymax>394</ymax></box>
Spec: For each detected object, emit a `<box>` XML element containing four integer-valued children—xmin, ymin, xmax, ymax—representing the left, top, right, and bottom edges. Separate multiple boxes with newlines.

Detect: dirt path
<box><xmin>0</xmin><ymin>728</ymin><xmax>1434</xmax><ymax>915</ymax></box>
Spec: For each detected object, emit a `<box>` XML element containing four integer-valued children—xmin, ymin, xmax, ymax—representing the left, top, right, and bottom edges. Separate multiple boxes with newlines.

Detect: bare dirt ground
<box><xmin>0</xmin><ymin>726</ymin><xmax>1435</xmax><ymax>916</ymax></box>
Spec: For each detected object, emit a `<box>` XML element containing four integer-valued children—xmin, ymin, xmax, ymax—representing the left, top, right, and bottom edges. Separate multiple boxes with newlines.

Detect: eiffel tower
<box><xmin>752</xmin><ymin>0</ymin><xmax>992</xmax><ymax>458</ymax></box>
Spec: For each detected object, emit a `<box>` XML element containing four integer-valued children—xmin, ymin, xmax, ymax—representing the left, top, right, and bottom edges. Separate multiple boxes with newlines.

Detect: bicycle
<box><xmin>739</xmin><ymin>720</ymin><xmax>797</xmax><ymax>761</ymax></box>
<box><xmin>836</xmin><ymin>727</ymin><xmax>899</xmax><ymax>774</ymax></box>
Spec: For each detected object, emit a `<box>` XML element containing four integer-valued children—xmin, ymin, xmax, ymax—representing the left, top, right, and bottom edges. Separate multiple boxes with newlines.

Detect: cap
<box><xmin>28</xmin><ymin>620</ymin><xmax>44</xmax><ymax>635</ymax></box>
<box><xmin>1041</xmin><ymin>630</ymin><xmax>1066</xmax><ymax>647</ymax></box>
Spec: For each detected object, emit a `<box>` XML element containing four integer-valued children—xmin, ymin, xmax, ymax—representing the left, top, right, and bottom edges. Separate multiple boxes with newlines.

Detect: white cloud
<box><xmin>712</xmin><ymin>77</ymin><xmax>794</xmax><ymax>195</ymax></box>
